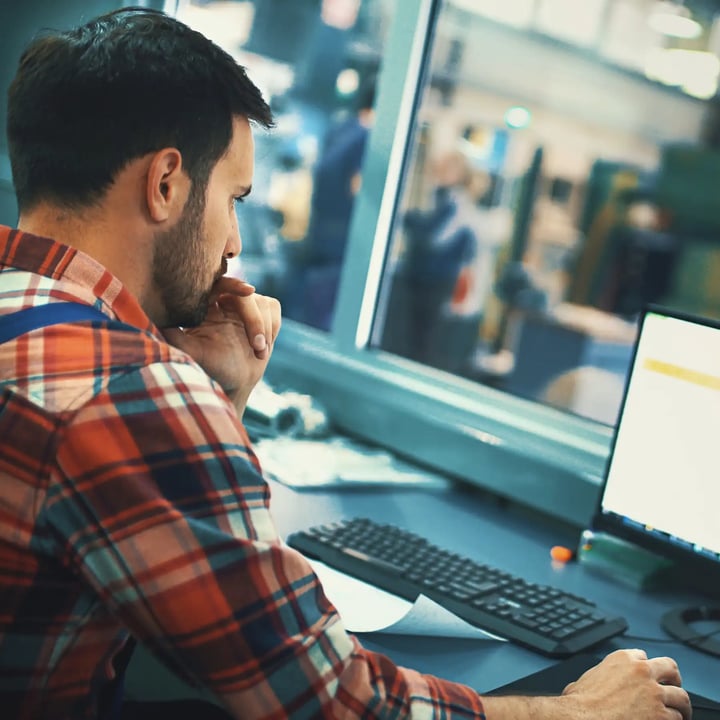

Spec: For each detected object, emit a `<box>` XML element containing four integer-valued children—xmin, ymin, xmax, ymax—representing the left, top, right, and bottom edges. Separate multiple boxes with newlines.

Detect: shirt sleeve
<box><xmin>44</xmin><ymin>359</ymin><xmax>486</xmax><ymax>719</ymax></box>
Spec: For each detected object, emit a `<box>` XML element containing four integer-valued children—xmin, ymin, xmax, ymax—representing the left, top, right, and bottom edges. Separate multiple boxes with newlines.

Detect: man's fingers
<box><xmin>622</xmin><ymin>648</ymin><xmax>648</xmax><ymax>661</ymax></box>
<box><xmin>217</xmin><ymin>292</ymin><xmax>281</xmax><ymax>359</ymax></box>
<box><xmin>270</xmin><ymin>299</ymin><xmax>281</xmax><ymax>345</ymax></box>
<box><xmin>649</xmin><ymin>657</ymin><xmax>682</xmax><ymax>687</ymax></box>
<box><xmin>648</xmin><ymin>657</ymin><xmax>689</xmax><ymax>720</ymax></box>
<box><xmin>209</xmin><ymin>275</ymin><xmax>255</xmax><ymax>304</ymax></box>
<box><xmin>257</xmin><ymin>294</ymin><xmax>280</xmax><ymax>345</ymax></box>
<box><xmin>256</xmin><ymin>295</ymin><xmax>281</xmax><ymax>352</ymax></box>
<box><xmin>217</xmin><ymin>293</ymin><xmax>264</xmax><ymax>345</ymax></box>
<box><xmin>662</xmin><ymin>685</ymin><xmax>692</xmax><ymax>720</ymax></box>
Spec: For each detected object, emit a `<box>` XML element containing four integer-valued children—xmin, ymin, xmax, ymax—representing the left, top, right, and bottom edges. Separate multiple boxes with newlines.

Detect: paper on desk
<box><xmin>309</xmin><ymin>559</ymin><xmax>507</xmax><ymax>642</ymax></box>
<box><xmin>254</xmin><ymin>436</ymin><xmax>449</xmax><ymax>489</ymax></box>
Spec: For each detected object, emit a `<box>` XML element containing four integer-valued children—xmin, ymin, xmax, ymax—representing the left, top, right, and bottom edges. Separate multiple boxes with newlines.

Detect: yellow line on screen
<box><xmin>643</xmin><ymin>358</ymin><xmax>720</xmax><ymax>390</ymax></box>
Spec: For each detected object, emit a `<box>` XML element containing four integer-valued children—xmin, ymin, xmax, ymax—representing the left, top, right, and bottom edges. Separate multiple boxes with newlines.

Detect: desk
<box><xmin>270</xmin><ymin>480</ymin><xmax>719</xmax><ymax>701</ymax></box>
<box><xmin>127</xmin><ymin>479</ymin><xmax>720</xmax><ymax>704</ymax></box>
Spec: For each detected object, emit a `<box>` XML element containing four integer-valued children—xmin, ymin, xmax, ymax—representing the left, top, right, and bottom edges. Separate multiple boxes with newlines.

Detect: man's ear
<box><xmin>146</xmin><ymin>148</ymin><xmax>188</xmax><ymax>223</ymax></box>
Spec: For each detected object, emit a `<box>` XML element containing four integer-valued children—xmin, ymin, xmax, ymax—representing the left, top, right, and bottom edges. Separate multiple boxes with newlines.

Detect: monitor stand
<box><xmin>661</xmin><ymin>606</ymin><xmax>720</xmax><ymax>658</ymax></box>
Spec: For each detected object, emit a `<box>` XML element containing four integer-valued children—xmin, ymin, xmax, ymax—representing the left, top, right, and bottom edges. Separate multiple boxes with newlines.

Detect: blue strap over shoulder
<box><xmin>0</xmin><ymin>302</ymin><xmax>138</xmax><ymax>344</ymax></box>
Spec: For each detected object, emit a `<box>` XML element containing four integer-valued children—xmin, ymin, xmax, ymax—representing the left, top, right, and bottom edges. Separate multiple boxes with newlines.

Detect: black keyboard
<box><xmin>287</xmin><ymin>517</ymin><xmax>628</xmax><ymax>657</ymax></box>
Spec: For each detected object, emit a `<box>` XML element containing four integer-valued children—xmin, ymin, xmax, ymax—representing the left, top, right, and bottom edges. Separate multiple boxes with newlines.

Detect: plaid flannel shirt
<box><xmin>0</xmin><ymin>225</ymin><xmax>486</xmax><ymax>719</ymax></box>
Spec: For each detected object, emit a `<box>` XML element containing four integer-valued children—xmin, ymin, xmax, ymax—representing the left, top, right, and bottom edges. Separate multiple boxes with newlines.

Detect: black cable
<box><xmin>621</xmin><ymin>626</ymin><xmax>720</xmax><ymax>646</ymax></box>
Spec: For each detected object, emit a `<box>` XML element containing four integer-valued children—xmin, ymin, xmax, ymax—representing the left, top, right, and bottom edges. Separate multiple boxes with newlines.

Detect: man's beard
<box><xmin>151</xmin><ymin>183</ymin><xmax>224</xmax><ymax>328</ymax></box>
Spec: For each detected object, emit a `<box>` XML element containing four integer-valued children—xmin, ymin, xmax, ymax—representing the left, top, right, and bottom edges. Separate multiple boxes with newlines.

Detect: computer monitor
<box><xmin>591</xmin><ymin>305</ymin><xmax>720</xmax><ymax>602</ymax></box>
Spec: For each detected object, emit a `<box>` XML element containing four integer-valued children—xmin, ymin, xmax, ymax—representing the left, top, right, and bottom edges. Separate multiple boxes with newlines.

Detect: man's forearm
<box><xmin>481</xmin><ymin>694</ymin><xmax>579</xmax><ymax>720</ymax></box>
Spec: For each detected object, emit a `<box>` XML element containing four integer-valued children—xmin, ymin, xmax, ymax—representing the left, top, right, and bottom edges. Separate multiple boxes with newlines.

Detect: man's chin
<box><xmin>166</xmin><ymin>298</ymin><xmax>210</xmax><ymax>329</ymax></box>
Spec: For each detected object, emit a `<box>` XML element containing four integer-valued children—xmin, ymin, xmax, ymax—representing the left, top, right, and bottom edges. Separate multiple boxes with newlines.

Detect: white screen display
<box><xmin>601</xmin><ymin>311</ymin><xmax>720</xmax><ymax>562</ymax></box>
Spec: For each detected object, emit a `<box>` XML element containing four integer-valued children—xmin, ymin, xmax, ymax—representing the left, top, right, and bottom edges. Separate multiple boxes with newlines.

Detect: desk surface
<box><xmin>270</xmin><ymin>479</ymin><xmax>720</xmax><ymax>702</ymax></box>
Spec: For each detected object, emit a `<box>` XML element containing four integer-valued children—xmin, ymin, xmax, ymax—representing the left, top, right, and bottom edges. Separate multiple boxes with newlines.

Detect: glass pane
<box><xmin>372</xmin><ymin>0</ymin><xmax>720</xmax><ymax>427</ymax></box>
<box><xmin>175</xmin><ymin>0</ymin><xmax>395</xmax><ymax>331</ymax></box>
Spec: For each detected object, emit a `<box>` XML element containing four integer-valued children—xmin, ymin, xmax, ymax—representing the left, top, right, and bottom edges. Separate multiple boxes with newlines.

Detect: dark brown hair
<box><xmin>7</xmin><ymin>7</ymin><xmax>273</xmax><ymax>212</ymax></box>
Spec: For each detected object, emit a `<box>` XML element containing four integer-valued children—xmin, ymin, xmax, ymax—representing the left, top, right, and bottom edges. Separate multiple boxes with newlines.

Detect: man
<box><xmin>0</xmin><ymin>8</ymin><xmax>691</xmax><ymax>720</ymax></box>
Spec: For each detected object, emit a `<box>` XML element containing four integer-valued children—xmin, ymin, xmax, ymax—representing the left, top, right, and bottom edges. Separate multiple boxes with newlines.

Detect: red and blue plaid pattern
<box><xmin>0</xmin><ymin>226</ymin><xmax>486</xmax><ymax>719</ymax></box>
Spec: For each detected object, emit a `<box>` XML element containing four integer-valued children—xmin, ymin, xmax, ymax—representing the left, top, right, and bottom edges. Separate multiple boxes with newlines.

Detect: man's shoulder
<box><xmin>1</xmin><ymin>320</ymin><xmax>208</xmax><ymax>415</ymax></box>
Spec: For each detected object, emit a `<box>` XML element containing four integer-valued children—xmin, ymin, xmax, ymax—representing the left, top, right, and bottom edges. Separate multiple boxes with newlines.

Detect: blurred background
<box><xmin>4</xmin><ymin>0</ymin><xmax>720</xmax><ymax>429</ymax></box>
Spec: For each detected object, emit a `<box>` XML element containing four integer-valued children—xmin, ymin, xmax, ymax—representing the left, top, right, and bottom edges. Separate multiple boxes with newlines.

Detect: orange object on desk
<box><xmin>550</xmin><ymin>545</ymin><xmax>575</xmax><ymax>563</ymax></box>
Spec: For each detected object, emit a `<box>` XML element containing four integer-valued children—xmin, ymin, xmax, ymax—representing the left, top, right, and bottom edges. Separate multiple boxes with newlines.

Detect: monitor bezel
<box><xmin>591</xmin><ymin>303</ymin><xmax>720</xmax><ymax>599</ymax></box>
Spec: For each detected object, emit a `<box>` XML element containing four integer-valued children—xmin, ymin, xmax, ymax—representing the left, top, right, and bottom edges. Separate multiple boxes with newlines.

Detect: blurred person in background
<box><xmin>291</xmin><ymin>74</ymin><xmax>376</xmax><ymax>330</ymax></box>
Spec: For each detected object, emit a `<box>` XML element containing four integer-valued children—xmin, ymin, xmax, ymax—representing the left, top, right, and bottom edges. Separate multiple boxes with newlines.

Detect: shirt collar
<box><xmin>0</xmin><ymin>225</ymin><xmax>158</xmax><ymax>336</ymax></box>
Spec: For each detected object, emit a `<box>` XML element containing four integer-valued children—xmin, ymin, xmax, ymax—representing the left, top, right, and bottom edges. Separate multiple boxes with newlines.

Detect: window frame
<box><xmin>265</xmin><ymin>0</ymin><xmax>615</xmax><ymax>528</ymax></box>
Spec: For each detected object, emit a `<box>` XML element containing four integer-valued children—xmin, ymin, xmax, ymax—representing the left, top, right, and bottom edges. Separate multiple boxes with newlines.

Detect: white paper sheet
<box><xmin>255</xmin><ymin>437</ymin><xmax>449</xmax><ymax>489</ymax></box>
<box><xmin>308</xmin><ymin>559</ymin><xmax>507</xmax><ymax>642</ymax></box>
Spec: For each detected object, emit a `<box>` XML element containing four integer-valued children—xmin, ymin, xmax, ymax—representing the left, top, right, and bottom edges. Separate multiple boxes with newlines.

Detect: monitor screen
<box><xmin>593</xmin><ymin>306</ymin><xmax>720</xmax><ymax>598</ymax></box>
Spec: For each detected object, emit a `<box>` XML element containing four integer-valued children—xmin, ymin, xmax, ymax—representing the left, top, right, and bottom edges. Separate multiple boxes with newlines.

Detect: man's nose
<box><xmin>224</xmin><ymin>221</ymin><xmax>241</xmax><ymax>259</ymax></box>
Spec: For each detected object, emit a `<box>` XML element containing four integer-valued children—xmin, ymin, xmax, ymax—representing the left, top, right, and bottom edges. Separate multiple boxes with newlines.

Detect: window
<box><xmin>174</xmin><ymin>0</ymin><xmax>395</xmax><ymax>332</ymax></box>
<box><xmin>174</xmin><ymin>0</ymin><xmax>720</xmax><ymax>526</ymax></box>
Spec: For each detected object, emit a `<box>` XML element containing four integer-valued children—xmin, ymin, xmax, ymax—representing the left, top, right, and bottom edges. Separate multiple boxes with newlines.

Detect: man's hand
<box><xmin>480</xmin><ymin>649</ymin><xmax>691</xmax><ymax>720</ymax></box>
<box><xmin>162</xmin><ymin>276</ymin><xmax>281</xmax><ymax>414</ymax></box>
<box><xmin>561</xmin><ymin>649</ymin><xmax>691</xmax><ymax>720</ymax></box>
